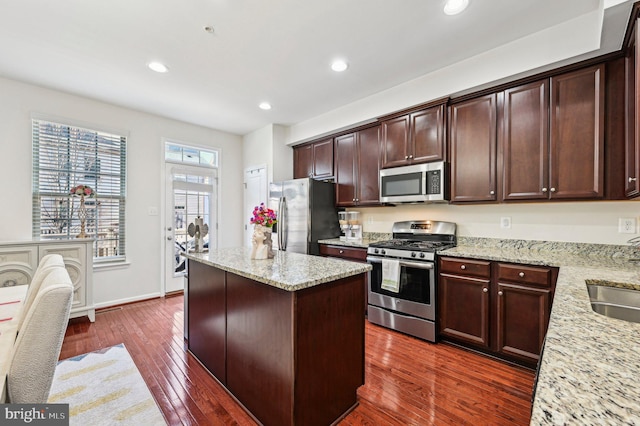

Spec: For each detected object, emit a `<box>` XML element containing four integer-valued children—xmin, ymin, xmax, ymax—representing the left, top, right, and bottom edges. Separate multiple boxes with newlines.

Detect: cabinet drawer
<box><xmin>496</xmin><ymin>263</ymin><xmax>552</xmax><ymax>287</ymax></box>
<box><xmin>439</xmin><ymin>257</ymin><xmax>491</xmax><ymax>278</ymax></box>
<box><xmin>319</xmin><ymin>245</ymin><xmax>367</xmax><ymax>262</ymax></box>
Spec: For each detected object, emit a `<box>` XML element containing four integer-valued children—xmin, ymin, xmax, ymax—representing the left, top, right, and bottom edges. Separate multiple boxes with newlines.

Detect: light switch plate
<box><xmin>500</xmin><ymin>217</ymin><xmax>511</xmax><ymax>229</ymax></box>
<box><xmin>148</xmin><ymin>206</ymin><xmax>159</xmax><ymax>216</ymax></box>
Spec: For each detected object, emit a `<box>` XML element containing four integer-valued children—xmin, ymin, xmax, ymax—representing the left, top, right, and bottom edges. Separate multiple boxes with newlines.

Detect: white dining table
<box><xmin>0</xmin><ymin>285</ymin><xmax>28</xmax><ymax>402</ymax></box>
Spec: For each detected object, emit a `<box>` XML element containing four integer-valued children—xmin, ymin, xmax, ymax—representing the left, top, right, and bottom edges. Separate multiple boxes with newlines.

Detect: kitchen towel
<box><xmin>381</xmin><ymin>259</ymin><xmax>400</xmax><ymax>293</ymax></box>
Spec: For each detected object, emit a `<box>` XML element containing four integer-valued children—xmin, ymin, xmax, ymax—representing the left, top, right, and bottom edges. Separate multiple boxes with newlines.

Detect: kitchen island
<box><xmin>184</xmin><ymin>248</ymin><xmax>371</xmax><ymax>426</ymax></box>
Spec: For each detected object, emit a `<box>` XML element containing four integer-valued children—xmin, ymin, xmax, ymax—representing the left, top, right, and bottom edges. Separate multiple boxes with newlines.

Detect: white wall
<box><xmin>0</xmin><ymin>76</ymin><xmax>243</xmax><ymax>307</ymax></box>
<box><xmin>285</xmin><ymin>9</ymin><xmax>604</xmax><ymax>145</ymax></box>
<box><xmin>243</xmin><ymin>124</ymin><xmax>293</xmax><ymax>184</ymax></box>
<box><xmin>355</xmin><ymin>201</ymin><xmax>640</xmax><ymax>245</ymax></box>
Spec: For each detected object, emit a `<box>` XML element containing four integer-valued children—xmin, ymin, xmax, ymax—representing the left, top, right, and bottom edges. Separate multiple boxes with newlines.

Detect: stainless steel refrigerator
<box><xmin>268</xmin><ymin>178</ymin><xmax>340</xmax><ymax>255</ymax></box>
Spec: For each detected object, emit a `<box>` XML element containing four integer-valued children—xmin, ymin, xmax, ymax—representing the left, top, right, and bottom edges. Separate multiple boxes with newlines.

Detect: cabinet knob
<box><xmin>409</xmin><ymin>155</ymin><xmax>414</xmax><ymax>159</ymax></box>
<box><xmin>550</xmin><ymin>187</ymin><xmax>556</xmax><ymax>192</ymax></box>
<box><xmin>630</xmin><ymin>177</ymin><xmax>637</xmax><ymax>183</ymax></box>
<box><xmin>339</xmin><ymin>250</ymin><xmax>344</xmax><ymax>254</ymax></box>
<box><xmin>460</xmin><ymin>265</ymin><xmax>466</xmax><ymax>270</ymax></box>
<box><xmin>498</xmin><ymin>290</ymin><xmax>504</xmax><ymax>296</ymax></box>
<box><xmin>352</xmin><ymin>198</ymin><xmax>356</xmax><ymax>202</ymax></box>
<box><xmin>489</xmin><ymin>190</ymin><xmax>495</xmax><ymax>195</ymax></box>
<box><xmin>482</xmin><ymin>287</ymin><xmax>488</xmax><ymax>293</ymax></box>
<box><xmin>518</xmin><ymin>272</ymin><xmax>525</xmax><ymax>278</ymax></box>
<box><xmin>542</xmin><ymin>187</ymin><xmax>548</xmax><ymax>193</ymax></box>
<box><xmin>405</xmin><ymin>155</ymin><xmax>409</xmax><ymax>160</ymax></box>
<box><xmin>355</xmin><ymin>198</ymin><xmax>359</xmax><ymax>202</ymax></box>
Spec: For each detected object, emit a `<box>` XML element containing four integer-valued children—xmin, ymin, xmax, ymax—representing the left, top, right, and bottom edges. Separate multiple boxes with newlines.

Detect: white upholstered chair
<box><xmin>16</xmin><ymin>254</ymin><xmax>66</xmax><ymax>331</ymax></box>
<box><xmin>6</xmin><ymin>266</ymin><xmax>73</xmax><ymax>403</ymax></box>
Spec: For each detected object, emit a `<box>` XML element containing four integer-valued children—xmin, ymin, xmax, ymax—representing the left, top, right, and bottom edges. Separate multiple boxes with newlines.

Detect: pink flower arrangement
<box><xmin>250</xmin><ymin>203</ymin><xmax>277</xmax><ymax>228</ymax></box>
<box><xmin>70</xmin><ymin>184</ymin><xmax>95</xmax><ymax>197</ymax></box>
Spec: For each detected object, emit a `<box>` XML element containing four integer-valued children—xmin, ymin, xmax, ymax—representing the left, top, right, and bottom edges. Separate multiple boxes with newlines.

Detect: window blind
<box><xmin>32</xmin><ymin>119</ymin><xmax>127</xmax><ymax>262</ymax></box>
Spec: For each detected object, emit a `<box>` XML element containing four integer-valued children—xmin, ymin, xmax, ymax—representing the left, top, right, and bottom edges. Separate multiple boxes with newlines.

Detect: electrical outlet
<box><xmin>148</xmin><ymin>206</ymin><xmax>159</xmax><ymax>216</ymax></box>
<box><xmin>500</xmin><ymin>217</ymin><xmax>511</xmax><ymax>229</ymax></box>
<box><xmin>619</xmin><ymin>218</ymin><xmax>636</xmax><ymax>234</ymax></box>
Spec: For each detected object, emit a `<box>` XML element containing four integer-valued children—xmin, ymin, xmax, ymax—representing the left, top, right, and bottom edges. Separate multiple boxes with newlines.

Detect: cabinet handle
<box><xmin>482</xmin><ymin>287</ymin><xmax>488</xmax><ymax>293</ymax></box>
<box><xmin>460</xmin><ymin>265</ymin><xmax>466</xmax><ymax>270</ymax></box>
<box><xmin>542</xmin><ymin>187</ymin><xmax>548</xmax><ymax>193</ymax></box>
<box><xmin>339</xmin><ymin>250</ymin><xmax>344</xmax><ymax>254</ymax></box>
<box><xmin>498</xmin><ymin>290</ymin><xmax>504</xmax><ymax>296</ymax></box>
<box><xmin>630</xmin><ymin>177</ymin><xmax>637</xmax><ymax>183</ymax></box>
<box><xmin>518</xmin><ymin>272</ymin><xmax>525</xmax><ymax>278</ymax></box>
<box><xmin>489</xmin><ymin>190</ymin><xmax>495</xmax><ymax>195</ymax></box>
<box><xmin>550</xmin><ymin>187</ymin><xmax>556</xmax><ymax>192</ymax></box>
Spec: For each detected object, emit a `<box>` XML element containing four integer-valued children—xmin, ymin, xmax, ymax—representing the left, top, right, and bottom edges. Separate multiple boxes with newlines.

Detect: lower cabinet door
<box><xmin>495</xmin><ymin>283</ymin><xmax>550</xmax><ymax>365</ymax></box>
<box><xmin>439</xmin><ymin>274</ymin><xmax>490</xmax><ymax>349</ymax></box>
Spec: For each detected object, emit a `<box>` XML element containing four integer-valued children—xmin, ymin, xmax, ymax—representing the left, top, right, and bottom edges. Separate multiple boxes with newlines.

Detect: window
<box><xmin>32</xmin><ymin>119</ymin><xmax>126</xmax><ymax>262</ymax></box>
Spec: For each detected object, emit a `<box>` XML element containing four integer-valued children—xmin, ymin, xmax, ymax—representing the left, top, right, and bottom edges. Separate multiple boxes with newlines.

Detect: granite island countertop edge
<box><xmin>184</xmin><ymin>247</ymin><xmax>371</xmax><ymax>292</ymax></box>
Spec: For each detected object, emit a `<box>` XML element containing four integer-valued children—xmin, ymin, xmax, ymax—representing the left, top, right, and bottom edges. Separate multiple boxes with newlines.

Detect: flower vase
<box><xmin>76</xmin><ymin>195</ymin><xmax>88</xmax><ymax>239</ymax></box>
<box><xmin>251</xmin><ymin>225</ymin><xmax>274</xmax><ymax>260</ymax></box>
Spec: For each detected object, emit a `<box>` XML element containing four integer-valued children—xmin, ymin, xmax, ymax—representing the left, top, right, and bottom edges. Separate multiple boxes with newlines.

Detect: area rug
<box><xmin>48</xmin><ymin>344</ymin><xmax>167</xmax><ymax>426</ymax></box>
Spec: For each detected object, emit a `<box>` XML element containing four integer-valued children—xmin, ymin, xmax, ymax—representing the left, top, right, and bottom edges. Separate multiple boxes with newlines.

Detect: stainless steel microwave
<box><xmin>379</xmin><ymin>162</ymin><xmax>446</xmax><ymax>203</ymax></box>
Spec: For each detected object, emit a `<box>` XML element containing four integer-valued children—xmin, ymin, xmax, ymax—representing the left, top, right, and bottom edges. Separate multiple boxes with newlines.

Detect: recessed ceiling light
<box><xmin>148</xmin><ymin>62</ymin><xmax>169</xmax><ymax>73</ymax></box>
<box><xmin>259</xmin><ymin>102</ymin><xmax>272</xmax><ymax>110</ymax></box>
<box><xmin>331</xmin><ymin>60</ymin><xmax>348</xmax><ymax>72</ymax></box>
<box><xmin>443</xmin><ymin>0</ymin><xmax>469</xmax><ymax>15</ymax></box>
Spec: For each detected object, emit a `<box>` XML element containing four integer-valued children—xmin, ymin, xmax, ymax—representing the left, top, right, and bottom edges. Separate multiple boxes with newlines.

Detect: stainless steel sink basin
<box><xmin>586</xmin><ymin>282</ymin><xmax>640</xmax><ymax>323</ymax></box>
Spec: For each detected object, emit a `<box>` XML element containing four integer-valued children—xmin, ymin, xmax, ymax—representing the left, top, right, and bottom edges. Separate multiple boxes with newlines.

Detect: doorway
<box><xmin>163</xmin><ymin>143</ymin><xmax>219</xmax><ymax>294</ymax></box>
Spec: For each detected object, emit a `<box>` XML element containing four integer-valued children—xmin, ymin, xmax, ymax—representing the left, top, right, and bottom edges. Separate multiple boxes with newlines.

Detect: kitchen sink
<box><xmin>586</xmin><ymin>281</ymin><xmax>640</xmax><ymax>324</ymax></box>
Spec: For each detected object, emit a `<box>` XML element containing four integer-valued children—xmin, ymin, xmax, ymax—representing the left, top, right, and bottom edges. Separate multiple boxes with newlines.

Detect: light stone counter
<box><xmin>184</xmin><ymin>247</ymin><xmax>371</xmax><ymax>292</ymax></box>
<box><xmin>439</xmin><ymin>238</ymin><xmax>640</xmax><ymax>425</ymax></box>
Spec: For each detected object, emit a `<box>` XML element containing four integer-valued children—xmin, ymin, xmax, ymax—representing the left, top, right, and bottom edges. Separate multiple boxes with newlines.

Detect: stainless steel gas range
<box><xmin>366</xmin><ymin>220</ymin><xmax>456</xmax><ymax>342</ymax></box>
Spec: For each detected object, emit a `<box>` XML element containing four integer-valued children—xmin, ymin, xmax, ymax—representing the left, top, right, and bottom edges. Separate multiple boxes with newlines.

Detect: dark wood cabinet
<box><xmin>293</xmin><ymin>138</ymin><xmax>334</xmax><ymax>179</ymax></box>
<box><xmin>319</xmin><ymin>244</ymin><xmax>368</xmax><ymax>313</ymax></box>
<box><xmin>439</xmin><ymin>259</ymin><xmax>491</xmax><ymax>349</ymax></box>
<box><xmin>627</xmin><ymin>19</ymin><xmax>640</xmax><ymax>197</ymax></box>
<box><xmin>449</xmin><ymin>94</ymin><xmax>498</xmax><ymax>203</ymax></box>
<box><xmin>381</xmin><ymin>103</ymin><xmax>445</xmax><ymax>168</ymax></box>
<box><xmin>439</xmin><ymin>257</ymin><xmax>557</xmax><ymax>367</ymax></box>
<box><xmin>335</xmin><ymin>126</ymin><xmax>381</xmax><ymax>207</ymax></box>
<box><xmin>502</xmin><ymin>80</ymin><xmax>550</xmax><ymax>201</ymax></box>
<box><xmin>549</xmin><ymin>64</ymin><xmax>605</xmax><ymax>199</ymax></box>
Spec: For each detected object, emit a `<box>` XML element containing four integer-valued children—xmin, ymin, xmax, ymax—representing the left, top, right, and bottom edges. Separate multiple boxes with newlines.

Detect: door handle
<box><xmin>167</xmin><ymin>236</ymin><xmax>173</xmax><ymax>241</ymax></box>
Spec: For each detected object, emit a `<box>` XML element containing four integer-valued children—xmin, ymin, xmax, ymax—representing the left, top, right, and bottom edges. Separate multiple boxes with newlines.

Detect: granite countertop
<box><xmin>439</xmin><ymin>238</ymin><xmax>640</xmax><ymax>424</ymax></box>
<box><xmin>318</xmin><ymin>232</ymin><xmax>391</xmax><ymax>249</ymax></box>
<box><xmin>184</xmin><ymin>247</ymin><xmax>371</xmax><ymax>292</ymax></box>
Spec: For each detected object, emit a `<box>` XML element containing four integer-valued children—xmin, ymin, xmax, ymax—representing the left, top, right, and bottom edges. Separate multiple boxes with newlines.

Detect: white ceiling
<box><xmin>0</xmin><ymin>0</ymin><xmax>632</xmax><ymax>136</ymax></box>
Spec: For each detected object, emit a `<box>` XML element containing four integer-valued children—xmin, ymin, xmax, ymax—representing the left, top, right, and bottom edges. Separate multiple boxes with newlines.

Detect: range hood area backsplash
<box><xmin>348</xmin><ymin>200</ymin><xmax>640</xmax><ymax>246</ymax></box>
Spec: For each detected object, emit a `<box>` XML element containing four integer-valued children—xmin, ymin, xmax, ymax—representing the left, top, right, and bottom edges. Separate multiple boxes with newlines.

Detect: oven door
<box><xmin>367</xmin><ymin>255</ymin><xmax>435</xmax><ymax>321</ymax></box>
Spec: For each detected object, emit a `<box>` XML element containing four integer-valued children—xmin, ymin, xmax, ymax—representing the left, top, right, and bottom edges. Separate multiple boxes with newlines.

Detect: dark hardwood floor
<box><xmin>60</xmin><ymin>295</ymin><xmax>534</xmax><ymax>425</ymax></box>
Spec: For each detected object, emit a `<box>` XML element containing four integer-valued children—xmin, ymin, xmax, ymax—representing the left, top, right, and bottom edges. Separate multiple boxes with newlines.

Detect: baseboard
<box><xmin>94</xmin><ymin>292</ymin><xmax>162</xmax><ymax>310</ymax></box>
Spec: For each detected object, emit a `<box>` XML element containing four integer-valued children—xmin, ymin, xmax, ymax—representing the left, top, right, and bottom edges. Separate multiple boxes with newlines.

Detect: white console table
<box><xmin>0</xmin><ymin>239</ymin><xmax>94</xmax><ymax>322</ymax></box>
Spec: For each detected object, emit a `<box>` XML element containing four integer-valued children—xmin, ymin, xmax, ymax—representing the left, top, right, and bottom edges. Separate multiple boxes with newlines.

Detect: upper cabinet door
<box><xmin>628</xmin><ymin>19</ymin><xmax>640</xmax><ymax>198</ymax></box>
<box><xmin>502</xmin><ymin>80</ymin><xmax>550</xmax><ymax>201</ymax></box>
<box><xmin>411</xmin><ymin>104</ymin><xmax>445</xmax><ymax>163</ymax></box>
<box><xmin>294</xmin><ymin>144</ymin><xmax>313</xmax><ymax>179</ymax></box>
<box><xmin>334</xmin><ymin>133</ymin><xmax>357</xmax><ymax>207</ymax></box>
<box><xmin>312</xmin><ymin>139</ymin><xmax>334</xmax><ymax>179</ymax></box>
<box><xmin>549</xmin><ymin>64</ymin><xmax>605</xmax><ymax>199</ymax></box>
<box><xmin>356</xmin><ymin>126</ymin><xmax>381</xmax><ymax>205</ymax></box>
<box><xmin>449</xmin><ymin>94</ymin><xmax>498</xmax><ymax>203</ymax></box>
<box><xmin>381</xmin><ymin>115</ymin><xmax>410</xmax><ymax>168</ymax></box>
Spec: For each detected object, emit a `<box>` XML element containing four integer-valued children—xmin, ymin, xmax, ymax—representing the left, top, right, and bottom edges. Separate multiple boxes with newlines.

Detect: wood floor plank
<box><xmin>59</xmin><ymin>295</ymin><xmax>534</xmax><ymax>425</ymax></box>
